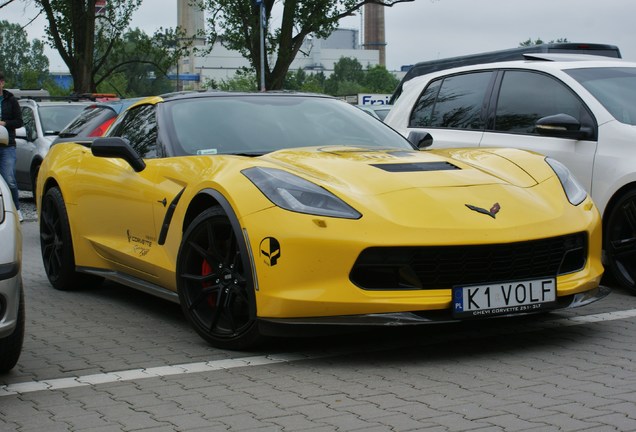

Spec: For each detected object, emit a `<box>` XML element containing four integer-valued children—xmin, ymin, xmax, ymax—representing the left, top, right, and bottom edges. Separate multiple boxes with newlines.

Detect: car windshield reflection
<box><xmin>167</xmin><ymin>96</ymin><xmax>414</xmax><ymax>156</ymax></box>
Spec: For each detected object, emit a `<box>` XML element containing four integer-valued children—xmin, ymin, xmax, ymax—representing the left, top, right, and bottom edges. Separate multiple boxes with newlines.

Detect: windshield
<box><xmin>39</xmin><ymin>105</ymin><xmax>88</xmax><ymax>135</ymax></box>
<box><xmin>566</xmin><ymin>67</ymin><xmax>636</xmax><ymax>126</ymax></box>
<box><xmin>166</xmin><ymin>95</ymin><xmax>414</xmax><ymax>156</ymax></box>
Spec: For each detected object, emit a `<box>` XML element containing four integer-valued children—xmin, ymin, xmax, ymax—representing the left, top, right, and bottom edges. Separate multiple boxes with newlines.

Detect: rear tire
<box><xmin>604</xmin><ymin>189</ymin><xmax>636</xmax><ymax>293</ymax></box>
<box><xmin>40</xmin><ymin>187</ymin><xmax>102</xmax><ymax>290</ymax></box>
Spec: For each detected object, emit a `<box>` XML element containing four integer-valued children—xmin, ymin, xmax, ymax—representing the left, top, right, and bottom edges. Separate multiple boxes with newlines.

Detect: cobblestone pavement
<box><xmin>1</xmin><ymin>203</ymin><xmax>636</xmax><ymax>431</ymax></box>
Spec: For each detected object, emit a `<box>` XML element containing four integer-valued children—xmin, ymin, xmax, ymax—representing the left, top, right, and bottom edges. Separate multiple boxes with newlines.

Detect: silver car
<box><xmin>15</xmin><ymin>99</ymin><xmax>90</xmax><ymax>192</ymax></box>
<box><xmin>0</xmin><ymin>126</ymin><xmax>24</xmax><ymax>373</ymax></box>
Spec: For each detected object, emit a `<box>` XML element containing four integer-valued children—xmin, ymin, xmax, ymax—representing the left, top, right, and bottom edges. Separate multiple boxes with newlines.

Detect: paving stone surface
<box><xmin>2</xmin><ymin>203</ymin><xmax>636</xmax><ymax>431</ymax></box>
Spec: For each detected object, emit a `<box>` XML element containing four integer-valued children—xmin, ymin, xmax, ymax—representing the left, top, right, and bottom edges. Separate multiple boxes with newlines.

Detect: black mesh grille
<box><xmin>350</xmin><ymin>233</ymin><xmax>587</xmax><ymax>290</ymax></box>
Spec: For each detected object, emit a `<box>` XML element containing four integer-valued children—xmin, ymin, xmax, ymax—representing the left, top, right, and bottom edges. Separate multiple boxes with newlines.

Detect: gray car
<box><xmin>15</xmin><ymin>99</ymin><xmax>90</xmax><ymax>192</ymax></box>
<box><xmin>0</xmin><ymin>126</ymin><xmax>24</xmax><ymax>373</ymax></box>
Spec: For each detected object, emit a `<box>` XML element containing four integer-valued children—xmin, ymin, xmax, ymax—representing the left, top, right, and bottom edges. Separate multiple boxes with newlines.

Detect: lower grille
<box><xmin>350</xmin><ymin>233</ymin><xmax>587</xmax><ymax>290</ymax></box>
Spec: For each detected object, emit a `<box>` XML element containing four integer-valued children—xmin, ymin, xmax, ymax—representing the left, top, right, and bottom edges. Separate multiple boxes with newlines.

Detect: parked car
<box><xmin>356</xmin><ymin>104</ymin><xmax>392</xmax><ymax>121</ymax></box>
<box><xmin>385</xmin><ymin>54</ymin><xmax>636</xmax><ymax>292</ymax></box>
<box><xmin>390</xmin><ymin>42</ymin><xmax>622</xmax><ymax>103</ymax></box>
<box><xmin>37</xmin><ymin>91</ymin><xmax>606</xmax><ymax>349</ymax></box>
<box><xmin>52</xmin><ymin>98</ymin><xmax>146</xmax><ymax>145</ymax></box>
<box><xmin>15</xmin><ymin>99</ymin><xmax>91</xmax><ymax>193</ymax></box>
<box><xmin>0</xmin><ymin>127</ymin><xmax>24</xmax><ymax>373</ymax></box>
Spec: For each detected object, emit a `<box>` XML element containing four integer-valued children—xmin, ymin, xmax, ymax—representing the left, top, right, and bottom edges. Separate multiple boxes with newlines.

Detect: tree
<box><xmin>33</xmin><ymin>0</ymin><xmax>143</xmax><ymax>93</ymax></box>
<box><xmin>364</xmin><ymin>64</ymin><xmax>399</xmax><ymax>93</ymax></box>
<box><xmin>0</xmin><ymin>20</ymin><xmax>49</xmax><ymax>87</ymax></box>
<box><xmin>199</xmin><ymin>0</ymin><xmax>414</xmax><ymax>91</ymax></box>
<box><xmin>324</xmin><ymin>57</ymin><xmax>398</xmax><ymax>96</ymax></box>
<box><xmin>95</xmin><ymin>27</ymin><xmax>182</xmax><ymax>97</ymax></box>
<box><xmin>519</xmin><ymin>37</ymin><xmax>569</xmax><ymax>47</ymax></box>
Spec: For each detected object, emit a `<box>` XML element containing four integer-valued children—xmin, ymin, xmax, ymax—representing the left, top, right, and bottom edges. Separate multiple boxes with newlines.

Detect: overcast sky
<box><xmin>2</xmin><ymin>0</ymin><xmax>634</xmax><ymax>72</ymax></box>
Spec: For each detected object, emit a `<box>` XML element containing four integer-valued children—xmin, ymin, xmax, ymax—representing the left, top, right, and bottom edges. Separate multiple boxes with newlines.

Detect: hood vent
<box><xmin>371</xmin><ymin>162</ymin><xmax>460</xmax><ymax>172</ymax></box>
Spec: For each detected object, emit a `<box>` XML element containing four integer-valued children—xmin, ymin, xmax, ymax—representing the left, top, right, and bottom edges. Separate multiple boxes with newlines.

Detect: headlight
<box><xmin>243</xmin><ymin>167</ymin><xmax>361</xmax><ymax>219</ymax></box>
<box><xmin>545</xmin><ymin>157</ymin><xmax>587</xmax><ymax>206</ymax></box>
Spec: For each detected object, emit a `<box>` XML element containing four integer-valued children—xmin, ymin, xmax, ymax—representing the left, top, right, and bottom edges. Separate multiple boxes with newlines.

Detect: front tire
<box><xmin>177</xmin><ymin>207</ymin><xmax>260</xmax><ymax>349</ymax></box>
<box><xmin>604</xmin><ymin>189</ymin><xmax>636</xmax><ymax>293</ymax></box>
<box><xmin>40</xmin><ymin>187</ymin><xmax>102</xmax><ymax>290</ymax></box>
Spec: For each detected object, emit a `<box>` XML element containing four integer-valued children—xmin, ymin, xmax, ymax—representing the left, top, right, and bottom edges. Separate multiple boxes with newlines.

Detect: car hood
<box><xmin>260</xmin><ymin>146</ymin><xmax>553</xmax><ymax>196</ymax></box>
<box><xmin>245</xmin><ymin>146</ymin><xmax>572</xmax><ymax>230</ymax></box>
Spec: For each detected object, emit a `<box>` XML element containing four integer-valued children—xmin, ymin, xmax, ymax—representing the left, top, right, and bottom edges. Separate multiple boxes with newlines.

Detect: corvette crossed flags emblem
<box><xmin>465</xmin><ymin>202</ymin><xmax>501</xmax><ymax>219</ymax></box>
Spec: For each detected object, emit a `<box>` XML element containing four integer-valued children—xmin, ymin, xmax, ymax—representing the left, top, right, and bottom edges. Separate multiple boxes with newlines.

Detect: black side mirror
<box><xmin>91</xmin><ymin>137</ymin><xmax>146</xmax><ymax>172</ymax></box>
<box><xmin>407</xmin><ymin>131</ymin><xmax>434</xmax><ymax>149</ymax></box>
<box><xmin>535</xmin><ymin>114</ymin><xmax>592</xmax><ymax>140</ymax></box>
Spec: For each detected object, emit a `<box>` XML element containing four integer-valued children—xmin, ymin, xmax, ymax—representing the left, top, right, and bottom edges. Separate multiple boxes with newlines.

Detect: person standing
<box><xmin>0</xmin><ymin>72</ymin><xmax>24</xmax><ymax>222</ymax></box>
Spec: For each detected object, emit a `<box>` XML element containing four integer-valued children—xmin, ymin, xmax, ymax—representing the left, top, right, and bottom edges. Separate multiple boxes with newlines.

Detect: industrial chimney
<box><xmin>363</xmin><ymin>3</ymin><xmax>386</xmax><ymax>66</ymax></box>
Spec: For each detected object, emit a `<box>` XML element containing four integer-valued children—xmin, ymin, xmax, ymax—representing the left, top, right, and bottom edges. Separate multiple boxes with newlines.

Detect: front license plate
<box><xmin>453</xmin><ymin>278</ymin><xmax>556</xmax><ymax>318</ymax></box>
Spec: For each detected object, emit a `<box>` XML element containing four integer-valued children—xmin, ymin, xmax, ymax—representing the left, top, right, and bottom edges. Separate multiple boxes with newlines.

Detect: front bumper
<box><xmin>258</xmin><ymin>285</ymin><xmax>611</xmax><ymax>328</ymax></box>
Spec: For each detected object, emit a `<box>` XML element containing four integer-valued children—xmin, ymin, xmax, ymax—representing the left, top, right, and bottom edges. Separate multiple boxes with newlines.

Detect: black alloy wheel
<box><xmin>40</xmin><ymin>187</ymin><xmax>102</xmax><ymax>290</ymax></box>
<box><xmin>605</xmin><ymin>189</ymin><xmax>636</xmax><ymax>293</ymax></box>
<box><xmin>177</xmin><ymin>206</ymin><xmax>260</xmax><ymax>349</ymax></box>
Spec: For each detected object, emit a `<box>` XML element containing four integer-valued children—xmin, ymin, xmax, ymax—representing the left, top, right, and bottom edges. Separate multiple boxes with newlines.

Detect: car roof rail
<box><xmin>522</xmin><ymin>53</ymin><xmax>623</xmax><ymax>62</ymax></box>
<box><xmin>16</xmin><ymin>93</ymin><xmax>119</xmax><ymax>102</ymax></box>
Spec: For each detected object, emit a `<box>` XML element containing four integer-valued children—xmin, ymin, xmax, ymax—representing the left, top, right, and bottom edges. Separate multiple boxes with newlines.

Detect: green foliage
<box><xmin>214</xmin><ymin>57</ymin><xmax>399</xmax><ymax>96</ymax></box>
<box><xmin>95</xmin><ymin>27</ymin><xmax>179</xmax><ymax>97</ymax></box>
<box><xmin>364</xmin><ymin>64</ymin><xmax>399</xmax><ymax>93</ymax></box>
<box><xmin>0</xmin><ymin>20</ymin><xmax>50</xmax><ymax>88</ymax></box>
<box><xmin>323</xmin><ymin>57</ymin><xmax>399</xmax><ymax>96</ymax></box>
<box><xmin>35</xmin><ymin>0</ymin><xmax>144</xmax><ymax>92</ymax></box>
<box><xmin>208</xmin><ymin>69</ymin><xmax>258</xmax><ymax>91</ymax></box>
<box><xmin>520</xmin><ymin>37</ymin><xmax>569</xmax><ymax>47</ymax></box>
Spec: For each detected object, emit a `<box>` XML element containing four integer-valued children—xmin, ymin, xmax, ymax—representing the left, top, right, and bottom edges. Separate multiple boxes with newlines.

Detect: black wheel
<box><xmin>177</xmin><ymin>207</ymin><xmax>260</xmax><ymax>349</ymax></box>
<box><xmin>604</xmin><ymin>189</ymin><xmax>636</xmax><ymax>293</ymax></box>
<box><xmin>0</xmin><ymin>284</ymin><xmax>24</xmax><ymax>373</ymax></box>
<box><xmin>40</xmin><ymin>187</ymin><xmax>102</xmax><ymax>290</ymax></box>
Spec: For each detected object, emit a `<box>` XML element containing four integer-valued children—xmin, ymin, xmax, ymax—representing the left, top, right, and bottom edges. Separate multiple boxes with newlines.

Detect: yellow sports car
<box><xmin>37</xmin><ymin>92</ymin><xmax>607</xmax><ymax>349</ymax></box>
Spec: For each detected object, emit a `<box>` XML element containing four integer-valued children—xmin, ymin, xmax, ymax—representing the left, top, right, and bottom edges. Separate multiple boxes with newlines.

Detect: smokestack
<box><xmin>363</xmin><ymin>3</ymin><xmax>386</xmax><ymax>66</ymax></box>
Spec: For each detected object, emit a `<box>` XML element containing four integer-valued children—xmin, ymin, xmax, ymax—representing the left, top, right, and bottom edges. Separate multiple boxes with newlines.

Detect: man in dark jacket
<box><xmin>0</xmin><ymin>72</ymin><xmax>24</xmax><ymax>221</ymax></box>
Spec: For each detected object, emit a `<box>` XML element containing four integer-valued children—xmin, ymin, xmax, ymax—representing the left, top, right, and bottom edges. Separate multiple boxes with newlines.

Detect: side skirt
<box><xmin>77</xmin><ymin>266</ymin><xmax>180</xmax><ymax>304</ymax></box>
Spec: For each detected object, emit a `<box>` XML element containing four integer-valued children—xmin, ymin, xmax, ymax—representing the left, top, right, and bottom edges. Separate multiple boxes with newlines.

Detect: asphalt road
<box><xmin>2</xmin><ymin>198</ymin><xmax>636</xmax><ymax>431</ymax></box>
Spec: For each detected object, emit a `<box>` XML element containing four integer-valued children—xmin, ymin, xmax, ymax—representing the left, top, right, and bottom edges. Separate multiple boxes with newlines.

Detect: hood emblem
<box><xmin>466</xmin><ymin>202</ymin><xmax>501</xmax><ymax>219</ymax></box>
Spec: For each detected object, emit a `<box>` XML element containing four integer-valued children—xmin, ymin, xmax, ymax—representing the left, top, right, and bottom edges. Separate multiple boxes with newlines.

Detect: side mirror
<box><xmin>407</xmin><ymin>131</ymin><xmax>434</xmax><ymax>149</ymax></box>
<box><xmin>536</xmin><ymin>114</ymin><xmax>592</xmax><ymax>140</ymax></box>
<box><xmin>91</xmin><ymin>137</ymin><xmax>146</xmax><ymax>172</ymax></box>
<box><xmin>0</xmin><ymin>126</ymin><xmax>8</xmax><ymax>145</ymax></box>
<box><xmin>14</xmin><ymin>126</ymin><xmax>27</xmax><ymax>141</ymax></box>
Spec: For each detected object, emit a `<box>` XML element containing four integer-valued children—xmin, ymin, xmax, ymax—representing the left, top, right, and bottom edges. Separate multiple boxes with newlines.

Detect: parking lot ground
<box><xmin>1</xmin><ymin>219</ymin><xmax>636</xmax><ymax>431</ymax></box>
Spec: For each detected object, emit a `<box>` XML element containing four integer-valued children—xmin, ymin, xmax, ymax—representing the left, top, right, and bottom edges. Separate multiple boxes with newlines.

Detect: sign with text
<box><xmin>358</xmin><ymin>94</ymin><xmax>392</xmax><ymax>105</ymax></box>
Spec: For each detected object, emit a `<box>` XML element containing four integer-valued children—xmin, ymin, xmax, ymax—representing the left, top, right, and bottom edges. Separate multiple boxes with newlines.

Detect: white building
<box><xmin>192</xmin><ymin>29</ymin><xmax>380</xmax><ymax>86</ymax></box>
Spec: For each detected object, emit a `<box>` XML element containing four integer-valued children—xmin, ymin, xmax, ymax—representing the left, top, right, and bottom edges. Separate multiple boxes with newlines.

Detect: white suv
<box><xmin>385</xmin><ymin>55</ymin><xmax>636</xmax><ymax>292</ymax></box>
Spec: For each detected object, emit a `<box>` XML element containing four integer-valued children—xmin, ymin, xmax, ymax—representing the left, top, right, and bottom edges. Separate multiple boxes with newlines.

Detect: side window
<box><xmin>494</xmin><ymin>71</ymin><xmax>590</xmax><ymax>134</ymax></box>
<box><xmin>409</xmin><ymin>79</ymin><xmax>441</xmax><ymax>127</ymax></box>
<box><xmin>112</xmin><ymin>104</ymin><xmax>157</xmax><ymax>158</ymax></box>
<box><xmin>21</xmin><ymin>107</ymin><xmax>37</xmax><ymax>141</ymax></box>
<box><xmin>410</xmin><ymin>72</ymin><xmax>492</xmax><ymax>130</ymax></box>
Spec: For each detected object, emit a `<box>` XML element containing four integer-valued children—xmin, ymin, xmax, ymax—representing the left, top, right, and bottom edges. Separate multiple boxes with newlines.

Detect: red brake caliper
<box><xmin>201</xmin><ymin>260</ymin><xmax>217</xmax><ymax>307</ymax></box>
